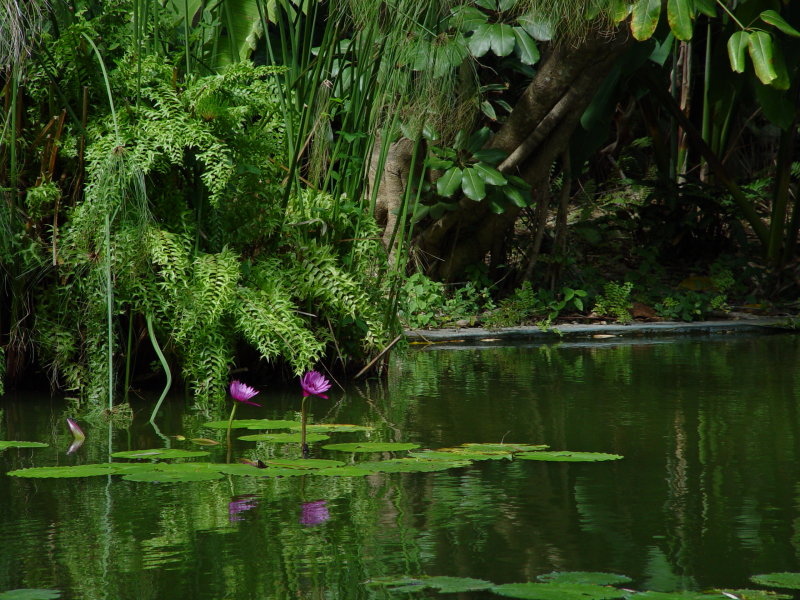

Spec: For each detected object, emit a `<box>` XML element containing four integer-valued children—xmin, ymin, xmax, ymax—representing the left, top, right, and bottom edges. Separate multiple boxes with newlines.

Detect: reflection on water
<box><xmin>2</xmin><ymin>333</ymin><xmax>800</xmax><ymax>598</ymax></box>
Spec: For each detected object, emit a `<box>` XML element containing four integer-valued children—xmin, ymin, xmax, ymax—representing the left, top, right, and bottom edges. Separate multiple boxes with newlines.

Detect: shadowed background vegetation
<box><xmin>2</xmin><ymin>0</ymin><xmax>800</xmax><ymax>411</ymax></box>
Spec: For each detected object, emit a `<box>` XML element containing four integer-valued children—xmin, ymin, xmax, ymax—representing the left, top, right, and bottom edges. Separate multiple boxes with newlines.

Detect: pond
<box><xmin>2</xmin><ymin>332</ymin><xmax>800</xmax><ymax>599</ymax></box>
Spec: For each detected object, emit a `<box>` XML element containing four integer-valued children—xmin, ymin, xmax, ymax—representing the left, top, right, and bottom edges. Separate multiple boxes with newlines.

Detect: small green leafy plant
<box><xmin>484</xmin><ymin>283</ymin><xmax>587</xmax><ymax>328</ymax></box>
<box><xmin>593</xmin><ymin>282</ymin><xmax>634</xmax><ymax>323</ymax></box>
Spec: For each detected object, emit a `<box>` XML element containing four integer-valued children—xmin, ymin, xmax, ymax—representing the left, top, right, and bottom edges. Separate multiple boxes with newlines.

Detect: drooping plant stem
<box><xmin>147</xmin><ymin>314</ymin><xmax>172</xmax><ymax>424</ymax></box>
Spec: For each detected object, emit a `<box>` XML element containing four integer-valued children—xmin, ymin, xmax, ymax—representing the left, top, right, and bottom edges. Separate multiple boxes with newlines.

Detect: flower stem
<box><xmin>300</xmin><ymin>396</ymin><xmax>309</xmax><ymax>458</ymax></box>
<box><xmin>226</xmin><ymin>403</ymin><xmax>237</xmax><ymax>463</ymax></box>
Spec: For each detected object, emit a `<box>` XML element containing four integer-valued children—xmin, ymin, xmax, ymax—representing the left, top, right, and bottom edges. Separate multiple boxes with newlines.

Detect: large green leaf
<box><xmin>727</xmin><ymin>31</ymin><xmax>749</xmax><ymax>73</ymax></box>
<box><xmin>468</xmin><ymin>23</ymin><xmax>493</xmax><ymax>57</ymax></box>
<box><xmin>472</xmin><ymin>148</ymin><xmax>508</xmax><ymax>164</ymax></box>
<box><xmin>517</xmin><ymin>14</ymin><xmax>553</xmax><ymax>41</ymax></box>
<box><xmin>667</xmin><ymin>0</ymin><xmax>694</xmax><ymax>41</ymax></box>
<box><xmin>503</xmin><ymin>185</ymin><xmax>530</xmax><ymax>208</ymax></box>
<box><xmin>512</xmin><ymin>27</ymin><xmax>540</xmax><ymax>65</ymax></box>
<box><xmin>694</xmin><ymin>0</ymin><xmax>716</xmax><ymax>17</ymax></box>
<box><xmin>461</xmin><ymin>167</ymin><xmax>487</xmax><ymax>201</ymax></box>
<box><xmin>489</xmin><ymin>23</ymin><xmax>516</xmax><ymax>57</ymax></box>
<box><xmin>492</xmin><ymin>582</ymin><xmax>625</xmax><ymax>599</ymax></box>
<box><xmin>437</xmin><ymin>167</ymin><xmax>464</xmax><ymax>197</ymax></box>
<box><xmin>760</xmin><ymin>10</ymin><xmax>800</xmax><ymax>38</ymax></box>
<box><xmin>631</xmin><ymin>0</ymin><xmax>662</xmax><ymax>41</ymax></box>
<box><xmin>747</xmin><ymin>31</ymin><xmax>778</xmax><ymax>85</ymax></box>
<box><xmin>450</xmin><ymin>5</ymin><xmax>488</xmax><ymax>32</ymax></box>
<box><xmin>473</xmin><ymin>162</ymin><xmax>507</xmax><ymax>186</ymax></box>
<box><xmin>610</xmin><ymin>0</ymin><xmax>633</xmax><ymax>23</ymax></box>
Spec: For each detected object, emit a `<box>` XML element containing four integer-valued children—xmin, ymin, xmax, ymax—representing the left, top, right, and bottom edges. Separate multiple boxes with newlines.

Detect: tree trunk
<box><xmin>413</xmin><ymin>27</ymin><xmax>633</xmax><ymax>281</ymax></box>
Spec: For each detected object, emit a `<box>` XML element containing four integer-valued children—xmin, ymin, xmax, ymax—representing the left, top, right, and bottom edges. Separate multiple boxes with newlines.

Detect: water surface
<box><xmin>2</xmin><ymin>333</ymin><xmax>800</xmax><ymax>599</ymax></box>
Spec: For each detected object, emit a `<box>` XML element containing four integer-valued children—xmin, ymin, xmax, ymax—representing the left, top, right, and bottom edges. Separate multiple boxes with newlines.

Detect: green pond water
<box><xmin>2</xmin><ymin>332</ymin><xmax>800</xmax><ymax>599</ymax></box>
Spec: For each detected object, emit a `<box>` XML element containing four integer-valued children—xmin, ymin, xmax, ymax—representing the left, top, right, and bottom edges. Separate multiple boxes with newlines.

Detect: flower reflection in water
<box><xmin>300</xmin><ymin>500</ymin><xmax>330</xmax><ymax>526</ymax></box>
<box><xmin>229</xmin><ymin>495</ymin><xmax>259</xmax><ymax>522</ymax></box>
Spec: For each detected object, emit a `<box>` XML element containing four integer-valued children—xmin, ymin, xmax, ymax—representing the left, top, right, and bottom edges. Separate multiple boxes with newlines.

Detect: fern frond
<box><xmin>235</xmin><ymin>285</ymin><xmax>324</xmax><ymax>374</ymax></box>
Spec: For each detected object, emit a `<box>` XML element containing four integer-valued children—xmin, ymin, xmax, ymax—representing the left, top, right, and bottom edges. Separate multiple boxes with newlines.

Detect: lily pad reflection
<box><xmin>0</xmin><ymin>590</ymin><xmax>62</xmax><ymax>599</ymax></box>
<box><xmin>0</xmin><ymin>441</ymin><xmax>49</xmax><ymax>450</ymax></box>
<box><xmin>751</xmin><ymin>573</ymin><xmax>800</xmax><ymax>590</ymax></box>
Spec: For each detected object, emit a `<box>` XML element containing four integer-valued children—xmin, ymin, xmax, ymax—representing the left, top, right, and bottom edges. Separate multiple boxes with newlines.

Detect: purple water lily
<box><xmin>299</xmin><ymin>370</ymin><xmax>332</xmax><ymax>458</ymax></box>
<box><xmin>229</xmin><ymin>380</ymin><xmax>261</xmax><ymax>406</ymax></box>
<box><xmin>300</xmin><ymin>371</ymin><xmax>332</xmax><ymax>399</ymax></box>
<box><xmin>226</xmin><ymin>380</ymin><xmax>262</xmax><ymax>458</ymax></box>
<box><xmin>300</xmin><ymin>500</ymin><xmax>330</xmax><ymax>526</ymax></box>
<box><xmin>229</xmin><ymin>495</ymin><xmax>259</xmax><ymax>522</ymax></box>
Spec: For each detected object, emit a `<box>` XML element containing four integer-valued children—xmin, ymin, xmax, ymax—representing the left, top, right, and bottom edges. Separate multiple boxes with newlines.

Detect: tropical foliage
<box><xmin>3</xmin><ymin>0</ymin><xmax>800</xmax><ymax>405</ymax></box>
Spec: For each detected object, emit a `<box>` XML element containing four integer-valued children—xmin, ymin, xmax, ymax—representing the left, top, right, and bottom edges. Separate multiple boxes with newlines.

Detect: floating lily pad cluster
<box><xmin>6</xmin><ymin>436</ymin><xmax>622</xmax><ymax>481</ymax></box>
<box><xmin>367</xmin><ymin>570</ymin><xmax>797</xmax><ymax>599</ymax></box>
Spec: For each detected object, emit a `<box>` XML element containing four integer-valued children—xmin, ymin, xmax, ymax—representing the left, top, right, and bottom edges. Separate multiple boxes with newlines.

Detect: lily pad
<box><xmin>0</xmin><ymin>441</ymin><xmax>49</xmax><ymax>450</ymax></box>
<box><xmin>237</xmin><ymin>433</ymin><xmax>329</xmax><ymax>443</ymax></box>
<box><xmin>353</xmin><ymin>458</ymin><xmax>472</xmax><ymax>473</ymax></box>
<box><xmin>751</xmin><ymin>573</ymin><xmax>800</xmax><ymax>590</ymax></box>
<box><xmin>492</xmin><ymin>582</ymin><xmax>625</xmax><ymax>600</ymax></box>
<box><xmin>260</xmin><ymin>458</ymin><xmax>344</xmax><ymax>469</ymax></box>
<box><xmin>460</xmin><ymin>443</ymin><xmax>549</xmax><ymax>454</ymax></box>
<box><xmin>322</xmin><ymin>442</ymin><xmax>420</xmax><ymax>453</ymax></box>
<box><xmin>537</xmin><ymin>572</ymin><xmax>632</xmax><ymax>586</ymax></box>
<box><xmin>0</xmin><ymin>590</ymin><xmax>61</xmax><ymax>600</ymax></box>
<box><xmin>410</xmin><ymin>449</ymin><xmax>512</xmax><ymax>461</ymax></box>
<box><xmin>7</xmin><ymin>464</ymin><xmax>129</xmax><ymax>478</ymax></box>
<box><xmin>289</xmin><ymin>423</ymin><xmax>373</xmax><ymax>433</ymax></box>
<box><xmin>314</xmin><ymin>458</ymin><xmax>471</xmax><ymax>476</ymax></box>
<box><xmin>111</xmin><ymin>449</ymin><xmax>210</xmax><ymax>459</ymax></box>
<box><xmin>203</xmin><ymin>419</ymin><xmax>300</xmax><ymax>430</ymax></box>
<box><xmin>515</xmin><ymin>451</ymin><xmax>623</xmax><ymax>462</ymax></box>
